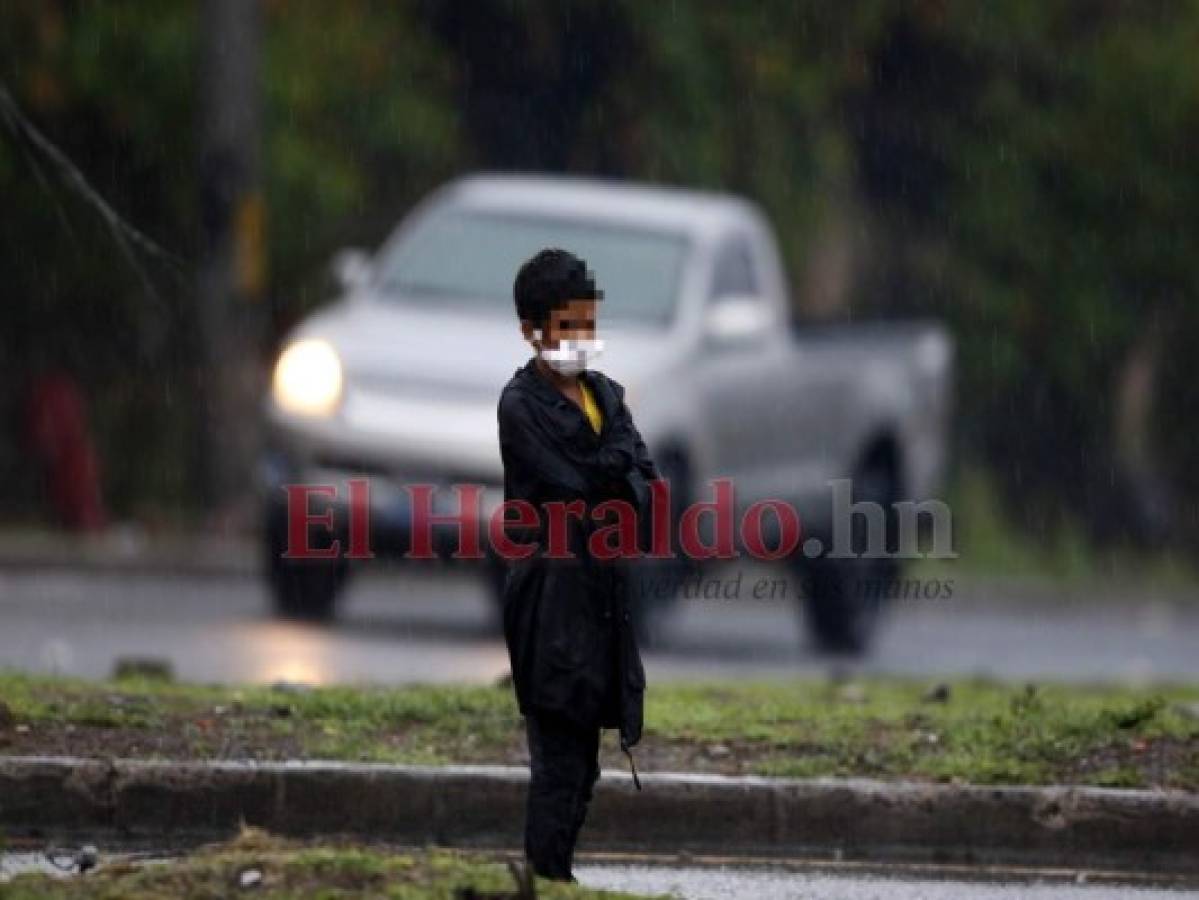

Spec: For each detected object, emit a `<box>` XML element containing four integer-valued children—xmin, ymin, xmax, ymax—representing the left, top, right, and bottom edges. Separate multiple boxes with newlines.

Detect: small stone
<box><xmin>922</xmin><ymin>683</ymin><xmax>951</xmax><ymax>703</ymax></box>
<box><xmin>706</xmin><ymin>743</ymin><xmax>731</xmax><ymax>759</ymax></box>
<box><xmin>15</xmin><ymin>724</ymin><xmax>30</xmax><ymax>734</ymax></box>
<box><xmin>239</xmin><ymin>868</ymin><xmax>263</xmax><ymax>889</ymax></box>
<box><xmin>214</xmin><ymin>705</ymin><xmax>229</xmax><ymax>716</ymax></box>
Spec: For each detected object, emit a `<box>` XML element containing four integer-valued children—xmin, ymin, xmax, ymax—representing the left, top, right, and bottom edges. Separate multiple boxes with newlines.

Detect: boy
<box><xmin>497</xmin><ymin>247</ymin><xmax>659</xmax><ymax>883</ymax></box>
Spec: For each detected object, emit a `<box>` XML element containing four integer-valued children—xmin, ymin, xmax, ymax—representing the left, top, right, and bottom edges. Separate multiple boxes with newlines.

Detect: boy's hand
<box><xmin>594</xmin><ymin>417</ymin><xmax>637</xmax><ymax>476</ymax></box>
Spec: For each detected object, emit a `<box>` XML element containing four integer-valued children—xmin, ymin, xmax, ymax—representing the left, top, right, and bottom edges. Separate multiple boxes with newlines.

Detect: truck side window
<box><xmin>710</xmin><ymin>237</ymin><xmax>760</xmax><ymax>302</ymax></box>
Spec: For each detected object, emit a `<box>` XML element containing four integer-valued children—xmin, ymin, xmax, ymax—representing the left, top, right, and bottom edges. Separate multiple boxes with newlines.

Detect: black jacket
<box><xmin>497</xmin><ymin>358</ymin><xmax>660</xmax><ymax>752</ymax></box>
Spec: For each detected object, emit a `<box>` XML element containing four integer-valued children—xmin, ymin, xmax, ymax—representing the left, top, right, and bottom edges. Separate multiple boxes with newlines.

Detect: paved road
<box><xmin>575</xmin><ymin>861</ymin><xmax>1199</xmax><ymax>899</ymax></box>
<box><xmin>0</xmin><ymin>563</ymin><xmax>1195</xmax><ymax>685</ymax></box>
<box><xmin>4</xmin><ymin>850</ymin><xmax>1193</xmax><ymax>898</ymax></box>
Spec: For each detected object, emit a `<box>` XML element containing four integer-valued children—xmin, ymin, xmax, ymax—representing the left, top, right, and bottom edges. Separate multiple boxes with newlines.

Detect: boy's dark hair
<box><xmin>513</xmin><ymin>247</ymin><xmax>601</xmax><ymax>328</ymax></box>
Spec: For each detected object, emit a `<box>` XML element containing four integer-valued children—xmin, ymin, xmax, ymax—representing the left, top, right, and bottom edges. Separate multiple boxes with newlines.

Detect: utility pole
<box><xmin>197</xmin><ymin>0</ymin><xmax>265</xmax><ymax>525</ymax></box>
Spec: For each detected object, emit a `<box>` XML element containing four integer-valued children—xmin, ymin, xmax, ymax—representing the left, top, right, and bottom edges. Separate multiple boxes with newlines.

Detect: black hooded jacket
<box><xmin>497</xmin><ymin>358</ymin><xmax>660</xmax><ymax>752</ymax></box>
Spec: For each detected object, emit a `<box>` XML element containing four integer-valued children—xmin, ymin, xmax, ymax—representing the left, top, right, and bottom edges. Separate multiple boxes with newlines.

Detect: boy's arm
<box><xmin>604</xmin><ymin>375</ymin><xmax>660</xmax><ymax>483</ymax></box>
<box><xmin>625</xmin><ymin>406</ymin><xmax>661</xmax><ymax>483</ymax></box>
<box><xmin>498</xmin><ymin>389</ymin><xmax>635</xmax><ymax>496</ymax></box>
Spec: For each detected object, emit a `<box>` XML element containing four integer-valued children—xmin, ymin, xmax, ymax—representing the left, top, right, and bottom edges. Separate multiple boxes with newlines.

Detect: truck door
<box><xmin>696</xmin><ymin>235</ymin><xmax>792</xmax><ymax>517</ymax></box>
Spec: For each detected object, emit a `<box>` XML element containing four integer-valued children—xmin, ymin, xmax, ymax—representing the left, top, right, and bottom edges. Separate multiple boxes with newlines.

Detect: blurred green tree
<box><xmin>2</xmin><ymin>0</ymin><xmax>1197</xmax><ymax>558</ymax></box>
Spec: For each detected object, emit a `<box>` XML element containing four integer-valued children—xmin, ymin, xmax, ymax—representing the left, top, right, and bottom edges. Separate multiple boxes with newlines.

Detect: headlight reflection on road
<box><xmin>250</xmin><ymin>622</ymin><xmax>334</xmax><ymax>686</ymax></box>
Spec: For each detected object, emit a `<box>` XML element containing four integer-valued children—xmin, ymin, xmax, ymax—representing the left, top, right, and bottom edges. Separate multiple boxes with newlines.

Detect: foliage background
<box><xmin>2</xmin><ymin>0</ymin><xmax>1197</xmax><ymax>565</ymax></box>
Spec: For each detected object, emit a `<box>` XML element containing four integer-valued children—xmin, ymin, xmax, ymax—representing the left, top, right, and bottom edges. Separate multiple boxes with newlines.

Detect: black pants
<box><xmin>523</xmin><ymin>710</ymin><xmax>601</xmax><ymax>881</ymax></box>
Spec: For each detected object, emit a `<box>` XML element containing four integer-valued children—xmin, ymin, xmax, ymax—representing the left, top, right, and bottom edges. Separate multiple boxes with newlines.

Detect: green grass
<box><xmin>0</xmin><ymin>827</ymin><xmax>657</xmax><ymax>898</ymax></box>
<box><xmin>1</xmin><ymin>672</ymin><xmax>1197</xmax><ymax>790</ymax></box>
<box><xmin>645</xmin><ymin>679</ymin><xmax>1199</xmax><ymax>787</ymax></box>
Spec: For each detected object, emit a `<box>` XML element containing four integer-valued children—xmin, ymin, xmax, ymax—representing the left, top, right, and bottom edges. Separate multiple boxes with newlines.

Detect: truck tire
<box><xmin>265</xmin><ymin>515</ymin><xmax>346</xmax><ymax>622</ymax></box>
<box><xmin>800</xmin><ymin>464</ymin><xmax>898</xmax><ymax>654</ymax></box>
<box><xmin>483</xmin><ymin>549</ymin><xmax>509</xmax><ymax>629</ymax></box>
<box><xmin>802</xmin><ymin>556</ymin><xmax>880</xmax><ymax>653</ymax></box>
<box><xmin>270</xmin><ymin>559</ymin><xmax>344</xmax><ymax>621</ymax></box>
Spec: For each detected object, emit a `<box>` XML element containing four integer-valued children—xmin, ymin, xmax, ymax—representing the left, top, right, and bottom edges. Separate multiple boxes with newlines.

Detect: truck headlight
<box><xmin>272</xmin><ymin>339</ymin><xmax>343</xmax><ymax>416</ymax></box>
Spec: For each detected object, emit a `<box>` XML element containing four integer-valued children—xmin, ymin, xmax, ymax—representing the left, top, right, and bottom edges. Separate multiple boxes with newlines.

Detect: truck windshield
<box><xmin>373</xmin><ymin>209</ymin><xmax>689</xmax><ymax>326</ymax></box>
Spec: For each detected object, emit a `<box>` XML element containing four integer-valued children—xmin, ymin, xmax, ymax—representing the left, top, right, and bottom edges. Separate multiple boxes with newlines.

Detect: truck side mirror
<box><xmin>702</xmin><ymin>296</ymin><xmax>771</xmax><ymax>345</ymax></box>
<box><xmin>329</xmin><ymin>248</ymin><xmax>373</xmax><ymax>293</ymax></box>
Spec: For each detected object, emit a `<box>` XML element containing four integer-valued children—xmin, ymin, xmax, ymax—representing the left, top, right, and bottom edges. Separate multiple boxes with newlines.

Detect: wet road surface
<box><xmin>0</xmin><ymin>563</ymin><xmax>1195</xmax><ymax>685</ymax></box>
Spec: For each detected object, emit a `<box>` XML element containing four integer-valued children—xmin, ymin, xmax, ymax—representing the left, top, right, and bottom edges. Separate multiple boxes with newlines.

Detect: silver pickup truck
<box><xmin>260</xmin><ymin>173</ymin><xmax>953</xmax><ymax>653</ymax></box>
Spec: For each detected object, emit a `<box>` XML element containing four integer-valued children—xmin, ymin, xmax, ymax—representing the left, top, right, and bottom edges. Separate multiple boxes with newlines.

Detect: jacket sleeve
<box><xmin>498</xmin><ymin>389</ymin><xmax>635</xmax><ymax>496</ymax></box>
<box><xmin>604</xmin><ymin>376</ymin><xmax>660</xmax><ymax>483</ymax></box>
<box><xmin>630</xmin><ymin>417</ymin><xmax>661</xmax><ymax>483</ymax></box>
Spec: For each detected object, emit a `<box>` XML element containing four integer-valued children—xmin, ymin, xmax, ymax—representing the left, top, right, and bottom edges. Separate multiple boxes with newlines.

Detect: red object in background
<box><xmin>23</xmin><ymin>372</ymin><xmax>108</xmax><ymax>531</ymax></box>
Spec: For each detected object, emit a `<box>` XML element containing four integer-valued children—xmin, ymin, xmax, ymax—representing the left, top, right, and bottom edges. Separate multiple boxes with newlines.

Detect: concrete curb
<box><xmin>1</xmin><ymin>756</ymin><xmax>1195</xmax><ymax>875</ymax></box>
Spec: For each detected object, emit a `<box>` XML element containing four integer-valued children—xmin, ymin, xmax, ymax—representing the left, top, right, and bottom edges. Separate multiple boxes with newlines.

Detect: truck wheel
<box><xmin>265</xmin><ymin>519</ymin><xmax>346</xmax><ymax>622</ymax></box>
<box><xmin>802</xmin><ymin>556</ymin><xmax>880</xmax><ymax>653</ymax></box>
<box><xmin>800</xmin><ymin>464</ymin><xmax>897</xmax><ymax>654</ymax></box>
<box><xmin>270</xmin><ymin>559</ymin><xmax>344</xmax><ymax>621</ymax></box>
<box><xmin>483</xmin><ymin>550</ymin><xmax>509</xmax><ymax>630</ymax></box>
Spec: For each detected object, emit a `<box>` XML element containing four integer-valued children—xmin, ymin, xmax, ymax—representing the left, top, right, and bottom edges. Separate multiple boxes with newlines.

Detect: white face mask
<box><xmin>532</xmin><ymin>329</ymin><xmax>604</xmax><ymax>376</ymax></box>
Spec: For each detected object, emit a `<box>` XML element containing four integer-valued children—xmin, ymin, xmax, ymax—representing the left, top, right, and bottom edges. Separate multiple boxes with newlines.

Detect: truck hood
<box><xmin>280</xmin><ymin>298</ymin><xmax>664</xmax><ymax>479</ymax></box>
<box><xmin>296</xmin><ymin>299</ymin><xmax>663</xmax><ymax>393</ymax></box>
